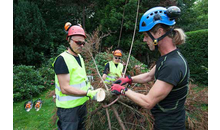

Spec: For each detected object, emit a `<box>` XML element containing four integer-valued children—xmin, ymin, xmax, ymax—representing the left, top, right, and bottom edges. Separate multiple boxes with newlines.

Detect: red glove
<box><xmin>114</xmin><ymin>75</ymin><xmax>132</xmax><ymax>86</ymax></box>
<box><xmin>111</xmin><ymin>84</ymin><xmax>128</xmax><ymax>95</ymax></box>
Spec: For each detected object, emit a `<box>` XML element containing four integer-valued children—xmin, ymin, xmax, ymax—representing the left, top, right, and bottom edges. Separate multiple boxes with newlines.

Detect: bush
<box><xmin>13</xmin><ymin>65</ymin><xmax>52</xmax><ymax>102</ymax></box>
<box><xmin>179</xmin><ymin>29</ymin><xmax>208</xmax><ymax>85</ymax></box>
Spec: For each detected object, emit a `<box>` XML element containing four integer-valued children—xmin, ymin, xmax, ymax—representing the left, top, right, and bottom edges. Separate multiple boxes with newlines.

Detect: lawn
<box><xmin>13</xmin><ymin>87</ymin><xmax>57</xmax><ymax>130</ymax></box>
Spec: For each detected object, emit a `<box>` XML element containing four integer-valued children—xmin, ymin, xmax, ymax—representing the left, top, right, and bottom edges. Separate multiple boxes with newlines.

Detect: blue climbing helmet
<box><xmin>139</xmin><ymin>6</ymin><xmax>180</xmax><ymax>32</ymax></box>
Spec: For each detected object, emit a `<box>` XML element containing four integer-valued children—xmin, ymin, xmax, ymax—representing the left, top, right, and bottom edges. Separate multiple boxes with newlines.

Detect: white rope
<box><xmin>123</xmin><ymin>0</ymin><xmax>140</xmax><ymax>77</ymax></box>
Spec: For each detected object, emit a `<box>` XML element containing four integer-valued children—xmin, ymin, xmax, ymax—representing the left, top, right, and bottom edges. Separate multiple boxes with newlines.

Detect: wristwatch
<box><xmin>121</xmin><ymin>87</ymin><xmax>128</xmax><ymax>95</ymax></box>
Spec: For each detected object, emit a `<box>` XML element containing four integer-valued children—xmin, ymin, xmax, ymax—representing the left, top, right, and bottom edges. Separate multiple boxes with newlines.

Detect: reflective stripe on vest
<box><xmin>55</xmin><ymin>81</ymin><xmax>87</xmax><ymax>102</ymax></box>
<box><xmin>106</xmin><ymin>75</ymin><xmax>117</xmax><ymax>79</ymax></box>
<box><xmin>56</xmin><ymin>94</ymin><xmax>84</xmax><ymax>102</ymax></box>
<box><xmin>55</xmin><ymin>82</ymin><xmax>86</xmax><ymax>91</ymax></box>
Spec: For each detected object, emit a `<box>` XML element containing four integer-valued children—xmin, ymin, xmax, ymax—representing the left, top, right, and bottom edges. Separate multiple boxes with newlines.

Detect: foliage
<box><xmin>13</xmin><ymin>65</ymin><xmax>54</xmax><ymax>102</ymax></box>
<box><xmin>13</xmin><ymin>1</ymin><xmax>51</xmax><ymax>66</ymax></box>
<box><xmin>13</xmin><ymin>0</ymin><xmax>207</xmax><ymax>68</ymax></box>
<box><xmin>177</xmin><ymin>0</ymin><xmax>208</xmax><ymax>31</ymax></box>
<box><xmin>93</xmin><ymin>52</ymin><xmax>111</xmax><ymax>74</ymax></box>
<box><xmin>179</xmin><ymin>29</ymin><xmax>208</xmax><ymax>85</ymax></box>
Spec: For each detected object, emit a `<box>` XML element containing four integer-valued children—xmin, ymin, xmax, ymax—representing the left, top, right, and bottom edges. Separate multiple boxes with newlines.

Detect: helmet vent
<box><xmin>159</xmin><ymin>11</ymin><xmax>162</xmax><ymax>13</ymax></box>
<box><xmin>147</xmin><ymin>16</ymin><xmax>149</xmax><ymax>19</ymax></box>
<box><xmin>141</xmin><ymin>22</ymin><xmax>146</xmax><ymax>27</ymax></box>
<box><xmin>150</xmin><ymin>13</ymin><xmax>153</xmax><ymax>16</ymax></box>
<box><xmin>155</xmin><ymin>11</ymin><xmax>158</xmax><ymax>14</ymax></box>
<box><xmin>153</xmin><ymin>14</ymin><xmax>162</xmax><ymax>21</ymax></box>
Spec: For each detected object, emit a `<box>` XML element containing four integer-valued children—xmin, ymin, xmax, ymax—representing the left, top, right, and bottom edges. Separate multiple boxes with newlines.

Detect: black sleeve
<box><xmin>157</xmin><ymin>64</ymin><xmax>181</xmax><ymax>86</ymax></box>
<box><xmin>54</xmin><ymin>56</ymin><xmax>69</xmax><ymax>74</ymax></box>
<box><xmin>103</xmin><ymin>63</ymin><xmax>110</xmax><ymax>75</ymax></box>
<box><xmin>74</xmin><ymin>56</ymin><xmax>82</xmax><ymax>67</ymax></box>
<box><xmin>122</xmin><ymin>64</ymin><xmax>125</xmax><ymax>73</ymax></box>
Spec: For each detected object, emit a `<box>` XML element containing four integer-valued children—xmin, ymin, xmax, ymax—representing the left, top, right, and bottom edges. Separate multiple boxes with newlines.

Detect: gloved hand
<box><xmin>86</xmin><ymin>89</ymin><xmax>99</xmax><ymax>100</ymax></box>
<box><xmin>111</xmin><ymin>84</ymin><xmax>128</xmax><ymax>95</ymax></box>
<box><xmin>114</xmin><ymin>75</ymin><xmax>132</xmax><ymax>86</ymax></box>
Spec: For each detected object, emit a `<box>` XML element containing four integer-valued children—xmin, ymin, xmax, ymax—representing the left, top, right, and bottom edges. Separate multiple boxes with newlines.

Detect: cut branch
<box><xmin>106</xmin><ymin>107</ymin><xmax>112</xmax><ymax>130</ymax></box>
<box><xmin>112</xmin><ymin>106</ymin><xmax>127</xmax><ymax>130</ymax></box>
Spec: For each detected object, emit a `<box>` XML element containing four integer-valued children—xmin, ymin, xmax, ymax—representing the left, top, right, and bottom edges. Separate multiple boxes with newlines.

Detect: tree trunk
<box><xmin>82</xmin><ymin>4</ymin><xmax>85</xmax><ymax>30</ymax></box>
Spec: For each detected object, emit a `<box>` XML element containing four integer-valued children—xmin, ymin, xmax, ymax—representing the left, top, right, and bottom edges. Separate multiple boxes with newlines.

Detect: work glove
<box><xmin>86</xmin><ymin>89</ymin><xmax>99</xmax><ymax>100</ymax></box>
<box><xmin>111</xmin><ymin>84</ymin><xmax>128</xmax><ymax>95</ymax></box>
<box><xmin>114</xmin><ymin>75</ymin><xmax>132</xmax><ymax>86</ymax></box>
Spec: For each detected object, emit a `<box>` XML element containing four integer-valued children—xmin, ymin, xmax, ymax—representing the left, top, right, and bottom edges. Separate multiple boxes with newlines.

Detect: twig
<box><xmin>131</xmin><ymin>83</ymin><xmax>138</xmax><ymax>90</ymax></box>
<box><xmin>117</xmin><ymin>0</ymin><xmax>128</xmax><ymax>47</ymax></box>
<box><xmin>111</xmin><ymin>106</ymin><xmax>127</xmax><ymax>130</ymax></box>
<box><xmin>117</xmin><ymin>100</ymin><xmax>143</xmax><ymax>117</ymax></box>
<box><xmin>90</xmin><ymin>105</ymin><xmax>103</xmax><ymax>117</ymax></box>
<box><xmin>87</xmin><ymin>50</ymin><xmax>108</xmax><ymax>90</ymax></box>
<box><xmin>105</xmin><ymin>107</ymin><xmax>112</xmax><ymax>130</ymax></box>
<box><xmin>123</xmin><ymin>122</ymin><xmax>147</xmax><ymax>130</ymax></box>
<box><xmin>102</xmin><ymin>96</ymin><xmax>120</xmax><ymax>108</ymax></box>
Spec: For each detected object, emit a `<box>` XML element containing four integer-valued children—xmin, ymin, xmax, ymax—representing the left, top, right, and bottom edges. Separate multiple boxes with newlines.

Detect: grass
<box><xmin>13</xmin><ymin>82</ymin><xmax>208</xmax><ymax>130</ymax></box>
<box><xmin>13</xmin><ymin>86</ymin><xmax>57</xmax><ymax>130</ymax></box>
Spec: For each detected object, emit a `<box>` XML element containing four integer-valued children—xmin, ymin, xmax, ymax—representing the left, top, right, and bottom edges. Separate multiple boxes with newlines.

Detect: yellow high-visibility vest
<box><xmin>105</xmin><ymin>61</ymin><xmax>123</xmax><ymax>84</ymax></box>
<box><xmin>52</xmin><ymin>51</ymin><xmax>90</xmax><ymax>108</ymax></box>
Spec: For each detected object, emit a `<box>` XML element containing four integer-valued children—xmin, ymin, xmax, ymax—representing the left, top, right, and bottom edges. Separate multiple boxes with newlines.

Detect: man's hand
<box><xmin>86</xmin><ymin>89</ymin><xmax>99</xmax><ymax>100</ymax></box>
<box><xmin>111</xmin><ymin>84</ymin><xmax>128</xmax><ymax>95</ymax></box>
<box><xmin>114</xmin><ymin>75</ymin><xmax>132</xmax><ymax>86</ymax></box>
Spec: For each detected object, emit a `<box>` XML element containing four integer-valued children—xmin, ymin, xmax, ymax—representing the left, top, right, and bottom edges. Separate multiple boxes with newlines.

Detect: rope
<box><xmin>102</xmin><ymin>0</ymin><xmax>140</xmax><ymax>108</ymax></box>
<box><xmin>123</xmin><ymin>0</ymin><xmax>140</xmax><ymax>77</ymax></box>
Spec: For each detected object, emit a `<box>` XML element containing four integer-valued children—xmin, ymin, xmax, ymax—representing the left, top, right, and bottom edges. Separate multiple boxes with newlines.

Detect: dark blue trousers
<box><xmin>57</xmin><ymin>103</ymin><xmax>87</xmax><ymax>130</ymax></box>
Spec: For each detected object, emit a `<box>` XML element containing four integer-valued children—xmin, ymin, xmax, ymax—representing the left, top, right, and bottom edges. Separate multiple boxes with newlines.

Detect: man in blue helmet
<box><xmin>111</xmin><ymin>6</ymin><xmax>189</xmax><ymax>130</ymax></box>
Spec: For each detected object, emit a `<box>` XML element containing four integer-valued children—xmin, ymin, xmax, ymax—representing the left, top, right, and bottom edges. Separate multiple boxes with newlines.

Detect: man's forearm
<box><xmin>132</xmin><ymin>65</ymin><xmax>155</xmax><ymax>84</ymax></box>
<box><xmin>132</xmin><ymin>72</ymin><xmax>154</xmax><ymax>84</ymax></box>
<box><xmin>125</xmin><ymin>89</ymin><xmax>152</xmax><ymax>109</ymax></box>
<box><xmin>61</xmin><ymin>85</ymin><xmax>87</xmax><ymax>96</ymax></box>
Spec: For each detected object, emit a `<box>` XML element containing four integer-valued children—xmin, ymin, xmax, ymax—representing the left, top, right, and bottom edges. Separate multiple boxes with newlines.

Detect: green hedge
<box><xmin>13</xmin><ymin>65</ymin><xmax>54</xmax><ymax>102</ymax></box>
<box><xmin>179</xmin><ymin>29</ymin><xmax>208</xmax><ymax>85</ymax></box>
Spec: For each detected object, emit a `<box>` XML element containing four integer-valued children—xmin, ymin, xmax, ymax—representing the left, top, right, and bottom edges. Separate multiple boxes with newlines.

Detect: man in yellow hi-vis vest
<box><xmin>102</xmin><ymin>48</ymin><xmax>124</xmax><ymax>85</ymax></box>
<box><xmin>52</xmin><ymin>22</ymin><xmax>99</xmax><ymax>130</ymax></box>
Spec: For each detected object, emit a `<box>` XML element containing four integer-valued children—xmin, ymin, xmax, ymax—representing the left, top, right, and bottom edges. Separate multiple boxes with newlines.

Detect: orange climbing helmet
<box><xmin>34</xmin><ymin>98</ymin><xmax>42</xmax><ymax>111</ymax></box>
<box><xmin>24</xmin><ymin>100</ymin><xmax>33</xmax><ymax>112</ymax></box>
<box><xmin>64</xmin><ymin>22</ymin><xmax>86</xmax><ymax>40</ymax></box>
<box><xmin>112</xmin><ymin>49</ymin><xmax>122</xmax><ymax>57</ymax></box>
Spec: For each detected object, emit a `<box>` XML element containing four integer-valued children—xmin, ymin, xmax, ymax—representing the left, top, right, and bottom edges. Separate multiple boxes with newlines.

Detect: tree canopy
<box><xmin>13</xmin><ymin>0</ymin><xmax>208</xmax><ymax>66</ymax></box>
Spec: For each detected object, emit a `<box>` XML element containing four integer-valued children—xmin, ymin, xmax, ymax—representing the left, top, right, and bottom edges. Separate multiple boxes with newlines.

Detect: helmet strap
<box><xmin>146</xmin><ymin>31</ymin><xmax>159</xmax><ymax>50</ymax></box>
<box><xmin>69</xmin><ymin>45</ymin><xmax>78</xmax><ymax>55</ymax></box>
<box><xmin>146</xmin><ymin>28</ymin><xmax>174</xmax><ymax>51</ymax></box>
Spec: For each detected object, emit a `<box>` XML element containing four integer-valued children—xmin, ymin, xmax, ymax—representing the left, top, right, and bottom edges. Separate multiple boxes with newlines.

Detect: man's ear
<box><xmin>67</xmin><ymin>36</ymin><xmax>72</xmax><ymax>43</ymax></box>
<box><xmin>67</xmin><ymin>37</ymin><xmax>70</xmax><ymax>42</ymax></box>
<box><xmin>157</xmin><ymin>28</ymin><xmax>164</xmax><ymax>37</ymax></box>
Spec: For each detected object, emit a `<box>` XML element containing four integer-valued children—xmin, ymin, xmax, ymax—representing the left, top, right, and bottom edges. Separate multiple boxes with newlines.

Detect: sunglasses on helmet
<box><xmin>71</xmin><ymin>39</ymin><xmax>86</xmax><ymax>46</ymax></box>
